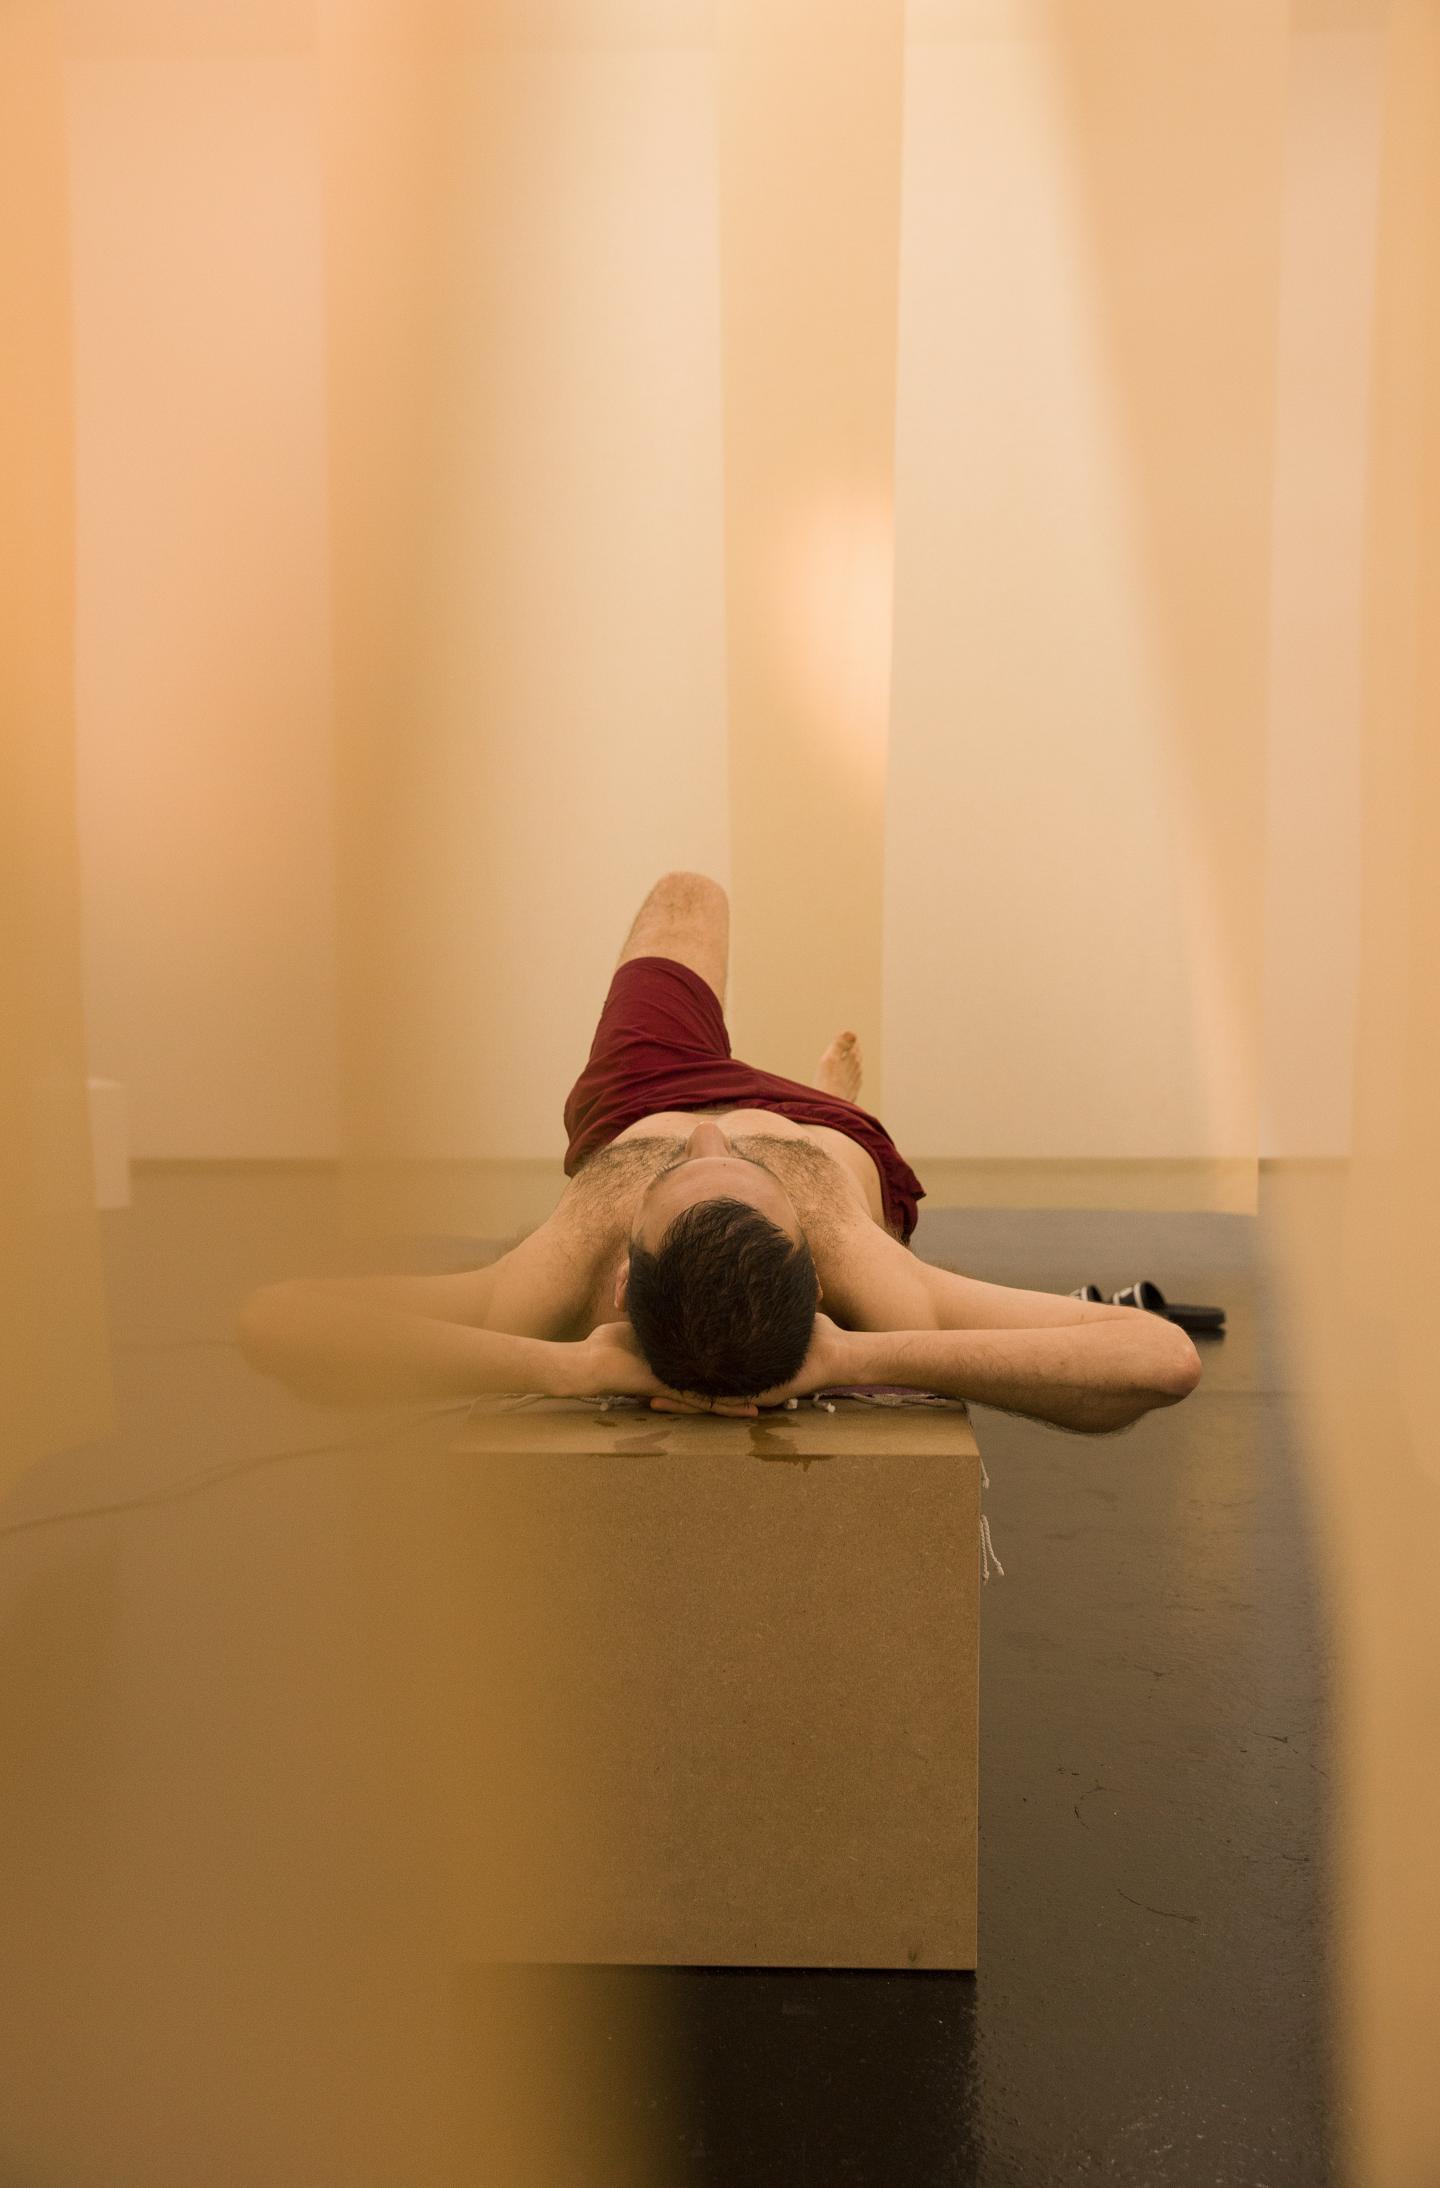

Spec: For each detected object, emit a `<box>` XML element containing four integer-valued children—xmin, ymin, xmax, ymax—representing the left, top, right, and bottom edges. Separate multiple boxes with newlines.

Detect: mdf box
<box><xmin>447</xmin><ymin>1396</ymin><xmax>981</xmax><ymax>1971</ymax></box>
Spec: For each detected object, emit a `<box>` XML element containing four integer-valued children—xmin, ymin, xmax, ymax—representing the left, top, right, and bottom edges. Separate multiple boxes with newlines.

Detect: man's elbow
<box><xmin>237</xmin><ymin>1281</ymin><xmax>311</xmax><ymax>1387</ymax></box>
<box><xmin>1148</xmin><ymin>1326</ymin><xmax>1203</xmax><ymax>1407</ymax></box>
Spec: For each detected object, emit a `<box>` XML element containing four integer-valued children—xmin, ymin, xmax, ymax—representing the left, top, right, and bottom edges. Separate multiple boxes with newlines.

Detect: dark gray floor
<box><xmin>644</xmin><ymin>1205</ymin><xmax>1335</xmax><ymax>2187</ymax></box>
<box><xmin>5</xmin><ymin>1176</ymin><xmax>1335</xmax><ymax>2185</ymax></box>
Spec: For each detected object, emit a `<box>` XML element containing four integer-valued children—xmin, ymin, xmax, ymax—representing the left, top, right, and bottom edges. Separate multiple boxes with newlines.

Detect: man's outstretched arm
<box><xmin>829</xmin><ymin>1315</ymin><xmax>1199</xmax><ymax>1435</ymax></box>
<box><xmin>786</xmin><ymin>1217</ymin><xmax>1201</xmax><ymax>1433</ymax></box>
<box><xmin>237</xmin><ymin>1195</ymin><xmax>666</xmax><ymax>1407</ymax></box>
<box><xmin>237</xmin><ymin>1279</ymin><xmax>670</xmax><ymax>1407</ymax></box>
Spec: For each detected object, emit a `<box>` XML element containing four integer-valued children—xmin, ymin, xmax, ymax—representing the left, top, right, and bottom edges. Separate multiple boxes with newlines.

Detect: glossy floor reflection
<box><xmin>0</xmin><ymin>1171</ymin><xmax>1332</xmax><ymax>2185</ymax></box>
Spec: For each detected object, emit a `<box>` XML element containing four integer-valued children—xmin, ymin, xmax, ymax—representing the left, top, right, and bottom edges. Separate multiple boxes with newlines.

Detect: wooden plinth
<box><xmin>447</xmin><ymin>1396</ymin><xmax>982</xmax><ymax>1971</ymax></box>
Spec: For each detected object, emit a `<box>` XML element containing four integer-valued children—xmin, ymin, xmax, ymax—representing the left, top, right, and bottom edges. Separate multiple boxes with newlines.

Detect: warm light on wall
<box><xmin>779</xmin><ymin>490</ymin><xmax>894</xmax><ymax>794</ymax></box>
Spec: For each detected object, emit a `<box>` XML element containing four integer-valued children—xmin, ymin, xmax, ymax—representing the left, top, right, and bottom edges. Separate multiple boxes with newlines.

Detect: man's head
<box><xmin>615</xmin><ymin>1121</ymin><xmax>819</xmax><ymax>1399</ymax></box>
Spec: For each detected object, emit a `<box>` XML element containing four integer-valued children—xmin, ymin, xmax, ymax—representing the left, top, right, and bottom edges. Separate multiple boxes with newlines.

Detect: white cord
<box><xmin>979</xmin><ymin>1511</ymin><xmax>1006</xmax><ymax>1582</ymax></box>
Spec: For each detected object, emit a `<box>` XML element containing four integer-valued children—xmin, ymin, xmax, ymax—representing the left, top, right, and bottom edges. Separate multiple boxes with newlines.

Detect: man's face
<box><xmin>613</xmin><ymin>1120</ymin><xmax>804</xmax><ymax>1308</ymax></box>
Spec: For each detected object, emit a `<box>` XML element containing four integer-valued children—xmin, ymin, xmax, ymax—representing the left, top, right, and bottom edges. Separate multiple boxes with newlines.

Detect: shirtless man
<box><xmin>241</xmin><ymin>873</ymin><xmax>1200</xmax><ymax>1433</ymax></box>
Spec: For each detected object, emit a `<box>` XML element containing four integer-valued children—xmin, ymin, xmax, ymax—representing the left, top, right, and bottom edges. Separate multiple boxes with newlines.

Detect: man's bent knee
<box><xmin>620</xmin><ymin>871</ymin><xmax>729</xmax><ymax>1002</ymax></box>
<box><xmin>649</xmin><ymin>871</ymin><xmax>727</xmax><ymax>911</ymax></box>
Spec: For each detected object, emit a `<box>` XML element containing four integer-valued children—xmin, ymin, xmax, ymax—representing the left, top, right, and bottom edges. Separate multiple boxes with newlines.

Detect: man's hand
<box><xmin>748</xmin><ymin>1312</ymin><xmax>858</xmax><ymax>1408</ymax></box>
<box><xmin>566</xmin><ymin>1313</ymin><xmax>863</xmax><ymax>1422</ymax></box>
<box><xmin>561</xmin><ymin>1320</ymin><xmax>771</xmax><ymax>1417</ymax></box>
<box><xmin>560</xmin><ymin>1319</ymin><xmax>673</xmax><ymax>1403</ymax></box>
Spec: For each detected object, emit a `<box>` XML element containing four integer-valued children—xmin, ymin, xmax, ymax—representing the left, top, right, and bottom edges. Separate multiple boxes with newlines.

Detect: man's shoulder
<box><xmin>790</xmin><ymin>1181</ymin><xmax>938</xmax><ymax>1334</ymax></box>
<box><xmin>528</xmin><ymin>1142</ymin><xmax>678</xmax><ymax>1340</ymax></box>
<box><xmin>479</xmin><ymin>1160</ymin><xmax>638</xmax><ymax>1339</ymax></box>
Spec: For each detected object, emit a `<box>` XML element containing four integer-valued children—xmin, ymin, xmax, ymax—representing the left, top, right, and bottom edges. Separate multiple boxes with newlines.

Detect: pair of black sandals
<box><xmin>1070</xmin><ymin>1279</ymin><xmax>1226</xmax><ymax>1337</ymax></box>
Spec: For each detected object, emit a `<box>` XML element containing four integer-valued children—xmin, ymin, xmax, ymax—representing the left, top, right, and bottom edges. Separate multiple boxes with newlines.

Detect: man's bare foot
<box><xmin>814</xmin><ymin>1029</ymin><xmax>862</xmax><ymax>1101</ymax></box>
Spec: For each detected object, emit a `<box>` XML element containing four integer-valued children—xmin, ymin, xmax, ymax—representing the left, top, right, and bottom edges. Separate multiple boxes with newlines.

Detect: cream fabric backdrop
<box><xmin>67</xmin><ymin>22</ymin><xmax>339</xmax><ymax>1162</ymax></box>
<box><xmin>884</xmin><ymin>0</ymin><xmax>1283</xmax><ymax>1207</ymax></box>
<box><xmin>321</xmin><ymin>0</ymin><xmax>729</xmax><ymax>1180</ymax></box>
<box><xmin>69</xmin><ymin>0</ymin><xmax>1301</xmax><ymax>1193</ymax></box>
<box><xmin>717</xmin><ymin>0</ymin><xmax>904</xmax><ymax>1098</ymax></box>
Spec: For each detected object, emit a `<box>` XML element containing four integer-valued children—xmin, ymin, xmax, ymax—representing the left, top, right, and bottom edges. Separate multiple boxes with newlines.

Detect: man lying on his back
<box><xmin>240</xmin><ymin>873</ymin><xmax>1200</xmax><ymax>1433</ymax></box>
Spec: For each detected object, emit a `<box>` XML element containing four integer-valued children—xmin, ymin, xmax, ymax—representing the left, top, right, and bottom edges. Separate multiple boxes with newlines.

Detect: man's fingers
<box><xmin>647</xmin><ymin>1395</ymin><xmax>759</xmax><ymax>1418</ymax></box>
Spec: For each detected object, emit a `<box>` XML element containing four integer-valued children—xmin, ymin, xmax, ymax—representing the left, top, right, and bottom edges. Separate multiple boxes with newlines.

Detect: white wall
<box><xmin>69</xmin><ymin>14</ymin><xmax>1378</xmax><ymax>1166</ymax></box>
<box><xmin>363</xmin><ymin>37</ymin><xmax>731</xmax><ymax>1160</ymax></box>
<box><xmin>69</xmin><ymin>51</ymin><xmax>338</xmax><ymax>1160</ymax></box>
<box><xmin>70</xmin><ymin>32</ymin><xmax>729</xmax><ymax>1163</ymax></box>
<box><xmin>883</xmin><ymin>22</ymin><xmax>1245</xmax><ymax>1162</ymax></box>
<box><xmin>883</xmin><ymin>8</ymin><xmax>1379</xmax><ymax>1168</ymax></box>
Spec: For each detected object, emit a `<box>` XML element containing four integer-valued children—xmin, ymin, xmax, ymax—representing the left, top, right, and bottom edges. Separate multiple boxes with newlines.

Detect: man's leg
<box><xmin>618</xmin><ymin>871</ymin><xmax>729</xmax><ymax>1010</ymax></box>
<box><xmin>616</xmin><ymin>873</ymin><xmax>861</xmax><ymax>1093</ymax></box>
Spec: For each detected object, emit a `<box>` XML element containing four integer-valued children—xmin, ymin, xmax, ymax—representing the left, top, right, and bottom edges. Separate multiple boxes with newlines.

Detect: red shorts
<box><xmin>562</xmin><ymin>956</ymin><xmax>926</xmax><ymax>1242</ymax></box>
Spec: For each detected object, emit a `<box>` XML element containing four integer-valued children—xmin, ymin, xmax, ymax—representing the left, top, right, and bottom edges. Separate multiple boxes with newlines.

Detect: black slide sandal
<box><xmin>1111</xmin><ymin>1279</ymin><xmax>1226</xmax><ymax>1336</ymax></box>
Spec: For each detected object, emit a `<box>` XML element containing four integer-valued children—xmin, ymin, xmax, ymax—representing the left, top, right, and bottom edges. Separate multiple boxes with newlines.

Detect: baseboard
<box><xmin>911</xmin><ymin>1158</ymin><xmax>1260</xmax><ymax>1213</ymax></box>
<box><xmin>133</xmin><ymin>1153</ymin><xmax>1348</xmax><ymax>1228</ymax></box>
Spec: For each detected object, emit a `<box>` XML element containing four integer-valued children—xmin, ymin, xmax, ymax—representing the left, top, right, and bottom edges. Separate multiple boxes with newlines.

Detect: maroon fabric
<box><xmin>563</xmin><ymin>956</ymin><xmax>926</xmax><ymax>1242</ymax></box>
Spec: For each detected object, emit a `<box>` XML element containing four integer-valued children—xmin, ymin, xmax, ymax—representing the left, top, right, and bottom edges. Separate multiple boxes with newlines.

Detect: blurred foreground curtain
<box><xmin>1266</xmin><ymin>5</ymin><xmax>1440</xmax><ymax>2183</ymax></box>
<box><xmin>0</xmin><ymin>0</ymin><xmax>112</xmax><ymax>1495</ymax></box>
<box><xmin>317</xmin><ymin>9</ymin><xmax>680</xmax><ymax>2181</ymax></box>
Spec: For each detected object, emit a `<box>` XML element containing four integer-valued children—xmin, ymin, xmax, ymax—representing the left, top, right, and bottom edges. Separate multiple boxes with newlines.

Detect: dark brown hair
<box><xmin>626</xmin><ymin>1196</ymin><xmax>818</xmax><ymax>1399</ymax></box>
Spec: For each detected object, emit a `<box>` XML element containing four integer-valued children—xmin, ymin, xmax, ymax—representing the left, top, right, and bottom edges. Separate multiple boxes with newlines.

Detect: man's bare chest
<box><xmin>614</xmin><ymin>1107</ymin><xmax>885</xmax><ymax>1222</ymax></box>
